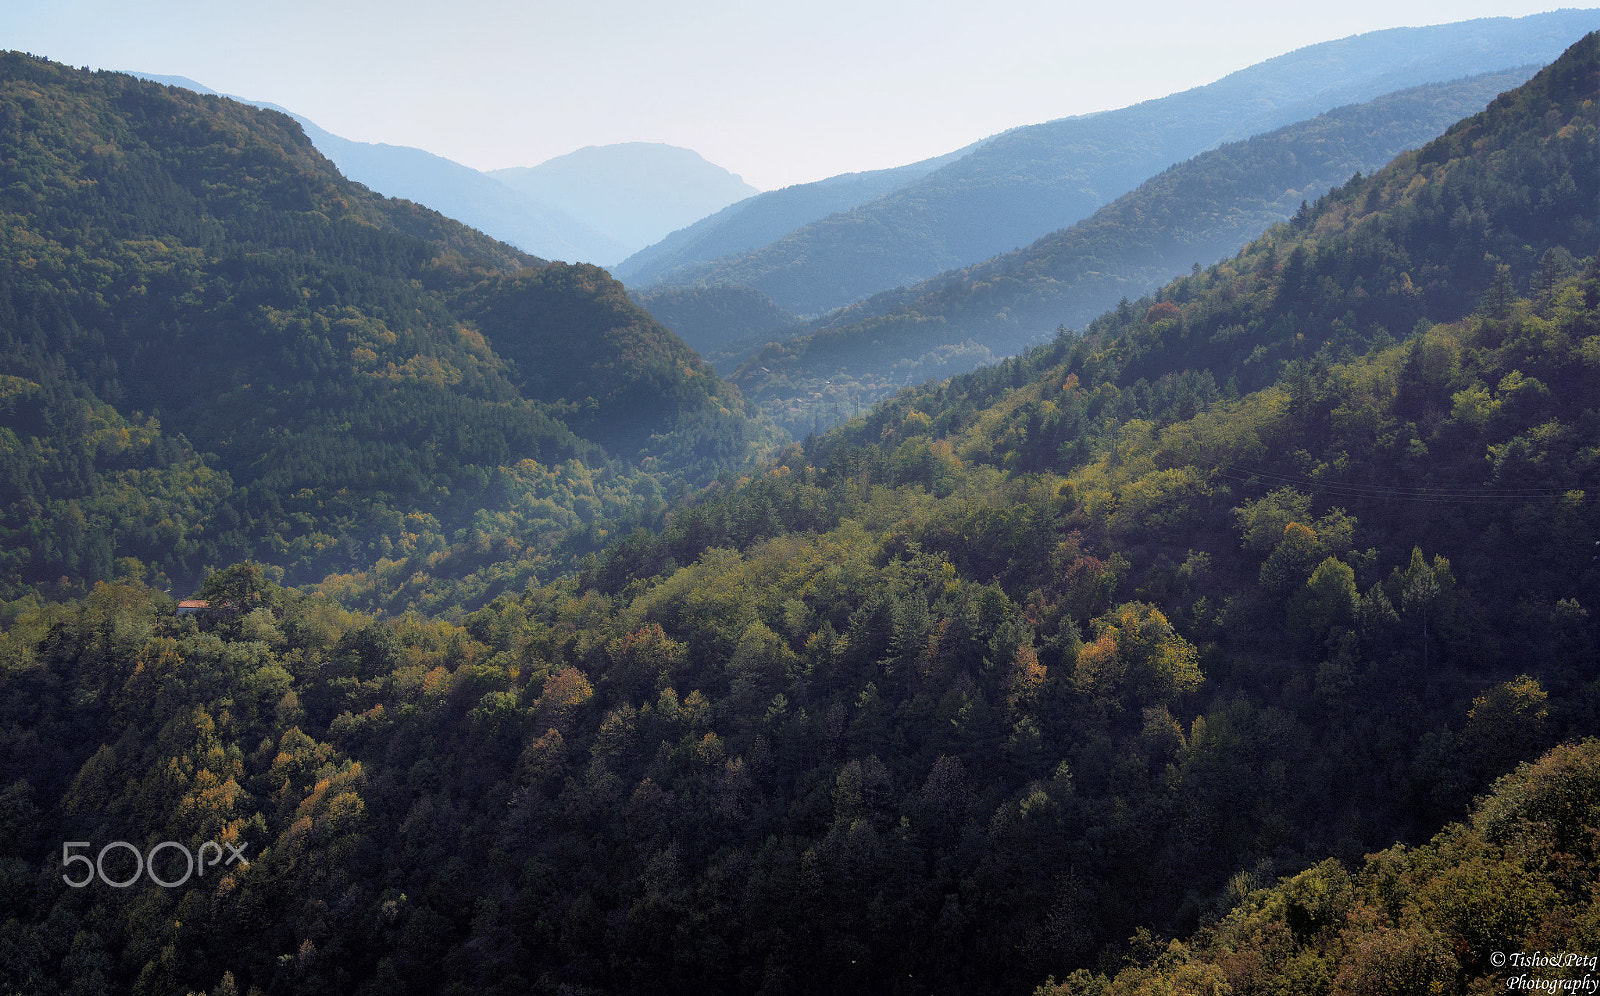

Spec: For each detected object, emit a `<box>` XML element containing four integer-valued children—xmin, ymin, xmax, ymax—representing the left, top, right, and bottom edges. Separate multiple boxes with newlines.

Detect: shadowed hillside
<box><xmin>0</xmin><ymin>54</ymin><xmax>775</xmax><ymax>599</ymax></box>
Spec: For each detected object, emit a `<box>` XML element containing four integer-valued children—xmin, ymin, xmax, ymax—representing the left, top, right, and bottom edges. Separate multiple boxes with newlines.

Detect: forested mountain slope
<box><xmin>638</xmin><ymin>10</ymin><xmax>1599</xmax><ymax>318</ymax></box>
<box><xmin>0</xmin><ymin>54</ymin><xmax>774</xmax><ymax>600</ymax></box>
<box><xmin>732</xmin><ymin>67</ymin><xmax>1540</xmax><ymax>434</ymax></box>
<box><xmin>2</xmin><ymin>262</ymin><xmax>1592</xmax><ymax>994</ymax></box>
<box><xmin>631</xmin><ymin>284</ymin><xmax>800</xmax><ymax>361</ymax></box>
<box><xmin>1040</xmin><ymin>739</ymin><xmax>1600</xmax><ymax>995</ymax></box>
<box><xmin>0</xmin><ymin>36</ymin><xmax>1594</xmax><ymax>996</ymax></box>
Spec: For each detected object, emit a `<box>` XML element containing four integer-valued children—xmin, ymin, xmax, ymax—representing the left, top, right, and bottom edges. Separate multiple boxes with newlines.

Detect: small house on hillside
<box><xmin>176</xmin><ymin>599</ymin><xmax>209</xmax><ymax>616</ymax></box>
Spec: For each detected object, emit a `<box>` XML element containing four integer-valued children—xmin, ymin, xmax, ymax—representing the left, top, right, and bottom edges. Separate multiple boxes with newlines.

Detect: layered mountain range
<box><xmin>622</xmin><ymin>10</ymin><xmax>1600</xmax><ymax>320</ymax></box>
<box><xmin>0</xmin><ymin>26</ymin><xmax>1594</xmax><ymax>996</ymax></box>
<box><xmin>611</xmin><ymin>143</ymin><xmax>983</xmax><ymax>286</ymax></box>
<box><xmin>730</xmin><ymin>65</ymin><xmax>1547</xmax><ymax>434</ymax></box>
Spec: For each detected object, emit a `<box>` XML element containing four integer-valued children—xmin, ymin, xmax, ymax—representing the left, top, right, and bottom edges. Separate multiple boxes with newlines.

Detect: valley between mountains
<box><xmin>0</xmin><ymin>20</ymin><xmax>1596</xmax><ymax>996</ymax></box>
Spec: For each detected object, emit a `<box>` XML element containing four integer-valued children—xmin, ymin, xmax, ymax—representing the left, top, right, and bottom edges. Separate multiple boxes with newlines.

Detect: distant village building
<box><xmin>176</xmin><ymin>600</ymin><xmax>209</xmax><ymax>616</ymax></box>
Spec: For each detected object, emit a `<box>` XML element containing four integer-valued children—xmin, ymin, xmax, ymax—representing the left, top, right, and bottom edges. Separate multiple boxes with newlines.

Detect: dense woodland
<box><xmin>1040</xmin><ymin>739</ymin><xmax>1600</xmax><ymax>995</ymax></box>
<box><xmin>0</xmin><ymin>32</ymin><xmax>1596</xmax><ymax>996</ymax></box>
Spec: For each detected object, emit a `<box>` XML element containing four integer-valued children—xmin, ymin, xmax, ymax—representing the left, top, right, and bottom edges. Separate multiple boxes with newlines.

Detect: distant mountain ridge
<box><xmin>634</xmin><ymin>9</ymin><xmax>1600</xmax><ymax>317</ymax></box>
<box><xmin>291</xmin><ymin>122</ymin><xmax>634</xmax><ymax>264</ymax></box>
<box><xmin>612</xmin><ymin>143</ymin><xmax>983</xmax><ymax>286</ymax></box>
<box><xmin>490</xmin><ymin>143</ymin><xmax>759</xmax><ymax>260</ymax></box>
<box><xmin>731</xmin><ymin>64</ymin><xmax>1563</xmax><ymax>434</ymax></box>
<box><xmin>128</xmin><ymin>76</ymin><xmax>750</xmax><ymax>266</ymax></box>
<box><xmin>834</xmin><ymin>29</ymin><xmax>1598</xmax><ymax>453</ymax></box>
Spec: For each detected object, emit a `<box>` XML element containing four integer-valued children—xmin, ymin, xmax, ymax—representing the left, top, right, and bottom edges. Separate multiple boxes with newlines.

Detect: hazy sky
<box><xmin>2</xmin><ymin>0</ymin><xmax>1590</xmax><ymax>189</ymax></box>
